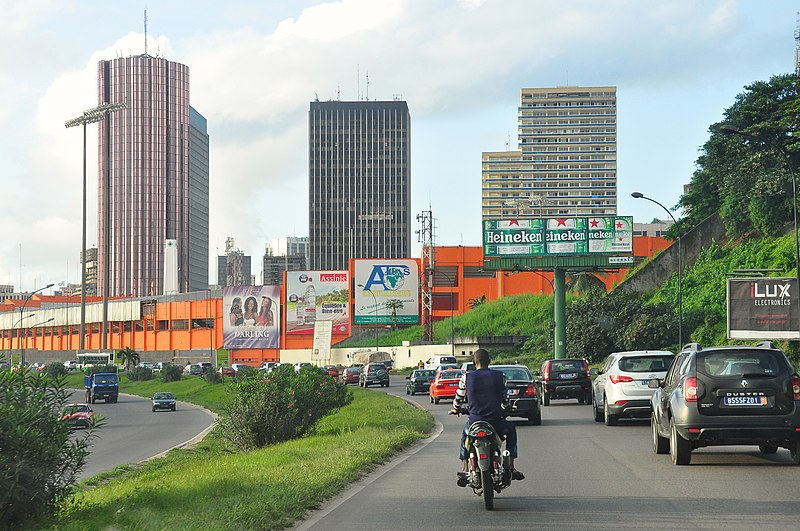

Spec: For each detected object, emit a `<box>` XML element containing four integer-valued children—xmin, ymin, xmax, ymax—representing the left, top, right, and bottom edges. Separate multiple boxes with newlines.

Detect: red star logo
<box><xmin>616</xmin><ymin>221</ymin><xmax>624</xmax><ymax>229</ymax></box>
<box><xmin>556</xmin><ymin>218</ymin><xmax>568</xmax><ymax>226</ymax></box>
<box><xmin>618</xmin><ymin>237</ymin><xmax>624</xmax><ymax>242</ymax></box>
<box><xmin>590</xmin><ymin>219</ymin><xmax>599</xmax><ymax>228</ymax></box>
<box><xmin>508</xmin><ymin>219</ymin><xmax>520</xmax><ymax>227</ymax></box>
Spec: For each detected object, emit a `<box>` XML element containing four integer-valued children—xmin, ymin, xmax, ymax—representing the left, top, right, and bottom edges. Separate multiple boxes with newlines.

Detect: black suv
<box><xmin>651</xmin><ymin>341</ymin><xmax>800</xmax><ymax>465</ymax></box>
<box><xmin>537</xmin><ymin>358</ymin><xmax>591</xmax><ymax>405</ymax></box>
<box><xmin>359</xmin><ymin>362</ymin><xmax>390</xmax><ymax>388</ymax></box>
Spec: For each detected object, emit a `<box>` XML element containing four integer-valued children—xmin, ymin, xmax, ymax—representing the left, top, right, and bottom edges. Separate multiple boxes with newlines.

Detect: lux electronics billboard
<box><xmin>727</xmin><ymin>277</ymin><xmax>800</xmax><ymax>340</ymax></box>
<box><xmin>286</xmin><ymin>271</ymin><xmax>350</xmax><ymax>335</ymax></box>
<box><xmin>354</xmin><ymin>259</ymin><xmax>420</xmax><ymax>325</ymax></box>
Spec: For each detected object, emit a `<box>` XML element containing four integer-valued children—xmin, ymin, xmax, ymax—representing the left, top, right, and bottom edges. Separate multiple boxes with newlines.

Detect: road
<box><xmin>67</xmin><ymin>390</ymin><xmax>216</xmax><ymax>479</ymax></box>
<box><xmin>298</xmin><ymin>379</ymin><xmax>800</xmax><ymax>530</ymax></box>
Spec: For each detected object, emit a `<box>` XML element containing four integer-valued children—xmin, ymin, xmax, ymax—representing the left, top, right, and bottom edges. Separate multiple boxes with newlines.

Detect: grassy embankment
<box><xmin>32</xmin><ymin>374</ymin><xmax>433</xmax><ymax>530</ymax></box>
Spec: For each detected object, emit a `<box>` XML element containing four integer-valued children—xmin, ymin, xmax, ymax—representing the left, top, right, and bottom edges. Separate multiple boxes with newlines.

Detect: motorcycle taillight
<box><xmin>476</xmin><ymin>431</ymin><xmax>487</xmax><ymax>437</ymax></box>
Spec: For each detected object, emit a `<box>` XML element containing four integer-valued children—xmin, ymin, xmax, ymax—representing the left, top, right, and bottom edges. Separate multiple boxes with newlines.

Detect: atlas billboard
<box><xmin>483</xmin><ymin>216</ymin><xmax>633</xmax><ymax>257</ymax></box>
<box><xmin>727</xmin><ymin>277</ymin><xmax>800</xmax><ymax>339</ymax></box>
<box><xmin>223</xmin><ymin>285</ymin><xmax>281</xmax><ymax>349</ymax></box>
<box><xmin>354</xmin><ymin>259</ymin><xmax>420</xmax><ymax>325</ymax></box>
<box><xmin>286</xmin><ymin>271</ymin><xmax>350</xmax><ymax>335</ymax></box>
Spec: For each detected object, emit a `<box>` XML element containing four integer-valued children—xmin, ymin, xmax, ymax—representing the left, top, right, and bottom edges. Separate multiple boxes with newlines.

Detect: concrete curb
<box><xmin>293</xmin><ymin>392</ymin><xmax>444</xmax><ymax>530</ymax></box>
<box><xmin>141</xmin><ymin>397</ymin><xmax>219</xmax><ymax>462</ymax></box>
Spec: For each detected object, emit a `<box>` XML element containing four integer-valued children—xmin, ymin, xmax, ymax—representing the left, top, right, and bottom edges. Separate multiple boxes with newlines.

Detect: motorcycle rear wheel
<box><xmin>482</xmin><ymin>470</ymin><xmax>494</xmax><ymax>510</ymax></box>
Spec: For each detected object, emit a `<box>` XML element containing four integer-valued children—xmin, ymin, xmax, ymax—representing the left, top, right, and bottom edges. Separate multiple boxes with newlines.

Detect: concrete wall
<box><xmin>615</xmin><ymin>212</ymin><xmax>727</xmax><ymax>294</ymax></box>
<box><xmin>279</xmin><ymin>342</ymin><xmax>482</xmax><ymax>369</ymax></box>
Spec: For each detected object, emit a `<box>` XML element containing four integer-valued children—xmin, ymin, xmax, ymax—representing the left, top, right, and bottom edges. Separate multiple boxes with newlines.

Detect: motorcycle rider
<box><xmin>449</xmin><ymin>348</ymin><xmax>524</xmax><ymax>485</ymax></box>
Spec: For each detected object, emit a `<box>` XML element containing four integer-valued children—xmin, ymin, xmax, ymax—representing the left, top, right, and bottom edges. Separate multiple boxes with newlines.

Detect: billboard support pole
<box><xmin>553</xmin><ymin>268</ymin><xmax>566</xmax><ymax>359</ymax></box>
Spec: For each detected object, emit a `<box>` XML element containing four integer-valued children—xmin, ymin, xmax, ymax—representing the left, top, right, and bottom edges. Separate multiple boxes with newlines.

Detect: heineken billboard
<box><xmin>483</xmin><ymin>216</ymin><xmax>633</xmax><ymax>257</ymax></box>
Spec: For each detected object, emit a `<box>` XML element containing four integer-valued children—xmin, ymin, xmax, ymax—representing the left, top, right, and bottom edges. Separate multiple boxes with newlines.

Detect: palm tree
<box><xmin>467</xmin><ymin>295</ymin><xmax>487</xmax><ymax>309</ymax></box>
<box><xmin>566</xmin><ymin>272</ymin><xmax>607</xmax><ymax>296</ymax></box>
<box><xmin>118</xmin><ymin>347</ymin><xmax>140</xmax><ymax>372</ymax></box>
<box><xmin>384</xmin><ymin>299</ymin><xmax>404</xmax><ymax>329</ymax></box>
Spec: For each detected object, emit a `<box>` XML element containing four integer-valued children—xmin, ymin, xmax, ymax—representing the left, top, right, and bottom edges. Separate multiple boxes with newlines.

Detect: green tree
<box><xmin>679</xmin><ymin>74</ymin><xmax>800</xmax><ymax>238</ymax></box>
<box><xmin>467</xmin><ymin>295</ymin><xmax>487</xmax><ymax>309</ymax></box>
<box><xmin>566</xmin><ymin>272</ymin><xmax>607</xmax><ymax>295</ymax></box>
<box><xmin>117</xmin><ymin>347</ymin><xmax>140</xmax><ymax>372</ymax></box>
<box><xmin>384</xmin><ymin>299</ymin><xmax>404</xmax><ymax>329</ymax></box>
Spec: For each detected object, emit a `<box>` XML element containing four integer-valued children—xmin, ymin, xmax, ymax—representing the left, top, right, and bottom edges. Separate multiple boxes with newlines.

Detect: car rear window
<box><xmin>414</xmin><ymin>370</ymin><xmax>435</xmax><ymax>378</ymax></box>
<box><xmin>698</xmin><ymin>350</ymin><xmax>788</xmax><ymax>377</ymax></box>
<box><xmin>440</xmin><ymin>370</ymin><xmax>462</xmax><ymax>380</ymax></box>
<box><xmin>495</xmin><ymin>367</ymin><xmax>532</xmax><ymax>381</ymax></box>
<box><xmin>617</xmin><ymin>356</ymin><xmax>673</xmax><ymax>373</ymax></box>
<box><xmin>550</xmin><ymin>360</ymin><xmax>582</xmax><ymax>371</ymax></box>
<box><xmin>439</xmin><ymin>357</ymin><xmax>457</xmax><ymax>365</ymax></box>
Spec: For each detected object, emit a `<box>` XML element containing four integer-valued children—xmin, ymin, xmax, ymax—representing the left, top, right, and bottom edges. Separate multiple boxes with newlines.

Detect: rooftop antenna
<box><xmin>366</xmin><ymin>70</ymin><xmax>369</xmax><ymax>100</ymax></box>
<box><xmin>506</xmin><ymin>130</ymin><xmax>510</xmax><ymax>151</ymax></box>
<box><xmin>144</xmin><ymin>9</ymin><xmax>148</xmax><ymax>55</ymax></box>
<box><xmin>357</xmin><ymin>64</ymin><xmax>361</xmax><ymax>100</ymax></box>
<box><xmin>337</xmin><ymin>82</ymin><xmax>341</xmax><ymax>101</ymax></box>
<box><xmin>566</xmin><ymin>69</ymin><xmax>569</xmax><ymax>85</ymax></box>
<box><xmin>795</xmin><ymin>12</ymin><xmax>800</xmax><ymax>76</ymax></box>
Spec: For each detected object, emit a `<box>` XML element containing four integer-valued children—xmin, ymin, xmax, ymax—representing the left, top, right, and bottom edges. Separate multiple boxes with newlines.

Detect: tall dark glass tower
<box><xmin>308</xmin><ymin>100</ymin><xmax>411</xmax><ymax>270</ymax></box>
<box><xmin>98</xmin><ymin>54</ymin><xmax>209</xmax><ymax>296</ymax></box>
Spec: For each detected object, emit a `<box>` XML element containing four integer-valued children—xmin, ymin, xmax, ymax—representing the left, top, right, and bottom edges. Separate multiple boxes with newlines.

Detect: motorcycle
<box><xmin>460</xmin><ymin>420</ymin><xmax>512</xmax><ymax>510</ymax></box>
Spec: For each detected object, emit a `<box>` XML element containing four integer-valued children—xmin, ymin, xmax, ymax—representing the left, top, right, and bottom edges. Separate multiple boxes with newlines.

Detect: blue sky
<box><xmin>0</xmin><ymin>0</ymin><xmax>796</xmax><ymax>291</ymax></box>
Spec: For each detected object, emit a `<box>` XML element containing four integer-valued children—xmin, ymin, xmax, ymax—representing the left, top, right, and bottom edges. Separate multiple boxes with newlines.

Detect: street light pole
<box><xmin>632</xmin><ymin>192</ymin><xmax>682</xmax><ymax>348</ymax></box>
<box><xmin>24</xmin><ymin>317</ymin><xmax>55</xmax><ymax>364</ymax></box>
<box><xmin>357</xmin><ymin>284</ymin><xmax>379</xmax><ymax>351</ymax></box>
<box><xmin>18</xmin><ymin>283</ymin><xmax>54</xmax><ymax>366</ymax></box>
<box><xmin>65</xmin><ymin>102</ymin><xmax>127</xmax><ymax>351</ymax></box>
<box><xmin>719</xmin><ymin>124</ymin><xmax>800</xmax><ymax>336</ymax></box>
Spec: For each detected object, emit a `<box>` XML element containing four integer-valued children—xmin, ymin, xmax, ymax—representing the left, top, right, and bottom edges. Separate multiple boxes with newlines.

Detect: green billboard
<box><xmin>483</xmin><ymin>216</ymin><xmax>633</xmax><ymax>258</ymax></box>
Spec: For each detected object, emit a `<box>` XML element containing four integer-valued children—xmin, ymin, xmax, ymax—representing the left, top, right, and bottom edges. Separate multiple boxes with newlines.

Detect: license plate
<box><xmin>560</xmin><ymin>373</ymin><xmax>576</xmax><ymax>379</ymax></box>
<box><xmin>640</xmin><ymin>379</ymin><xmax>652</xmax><ymax>386</ymax></box>
<box><xmin>449</xmin><ymin>383</ymin><xmax>459</xmax><ymax>387</ymax></box>
<box><xmin>723</xmin><ymin>396</ymin><xmax>767</xmax><ymax>406</ymax></box>
<box><xmin>508</xmin><ymin>389</ymin><xmax>519</xmax><ymax>396</ymax></box>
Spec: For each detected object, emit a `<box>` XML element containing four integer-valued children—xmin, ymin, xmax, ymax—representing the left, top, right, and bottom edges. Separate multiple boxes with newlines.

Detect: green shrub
<box><xmin>203</xmin><ymin>368</ymin><xmax>222</xmax><ymax>385</ymax></box>
<box><xmin>44</xmin><ymin>362</ymin><xmax>68</xmax><ymax>379</ymax></box>
<box><xmin>161</xmin><ymin>364</ymin><xmax>182</xmax><ymax>382</ymax></box>
<box><xmin>0</xmin><ymin>369</ymin><xmax>95</xmax><ymax>525</ymax></box>
<box><xmin>220</xmin><ymin>364</ymin><xmax>352</xmax><ymax>450</ymax></box>
<box><xmin>233</xmin><ymin>365</ymin><xmax>258</xmax><ymax>381</ymax></box>
<box><xmin>126</xmin><ymin>366</ymin><xmax>153</xmax><ymax>381</ymax></box>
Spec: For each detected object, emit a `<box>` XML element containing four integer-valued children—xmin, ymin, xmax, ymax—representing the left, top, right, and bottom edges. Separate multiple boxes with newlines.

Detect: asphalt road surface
<box><xmin>67</xmin><ymin>389</ymin><xmax>215</xmax><ymax>479</ymax></box>
<box><xmin>297</xmin><ymin>378</ymin><xmax>800</xmax><ymax>530</ymax></box>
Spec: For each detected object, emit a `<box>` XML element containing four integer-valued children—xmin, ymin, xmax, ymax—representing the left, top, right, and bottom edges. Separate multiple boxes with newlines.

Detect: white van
<box><xmin>425</xmin><ymin>355</ymin><xmax>458</xmax><ymax>370</ymax></box>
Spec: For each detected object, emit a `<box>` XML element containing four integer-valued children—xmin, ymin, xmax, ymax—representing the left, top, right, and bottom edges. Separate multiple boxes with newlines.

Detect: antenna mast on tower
<box><xmin>794</xmin><ymin>12</ymin><xmax>800</xmax><ymax>76</ymax></box>
<box><xmin>144</xmin><ymin>9</ymin><xmax>148</xmax><ymax>55</ymax></box>
<box><xmin>417</xmin><ymin>207</ymin><xmax>435</xmax><ymax>342</ymax></box>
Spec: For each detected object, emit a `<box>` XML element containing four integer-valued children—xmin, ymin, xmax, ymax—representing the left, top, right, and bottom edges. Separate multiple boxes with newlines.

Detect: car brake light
<box><xmin>614</xmin><ymin>400</ymin><xmax>628</xmax><ymax>405</ymax></box>
<box><xmin>479</xmin><ymin>454</ymin><xmax>488</xmax><ymax>459</ymax></box>
<box><xmin>543</xmin><ymin>362</ymin><xmax>550</xmax><ymax>381</ymax></box>
<box><xmin>684</xmin><ymin>376</ymin><xmax>698</xmax><ymax>402</ymax></box>
<box><xmin>688</xmin><ymin>428</ymin><xmax>701</xmax><ymax>434</ymax></box>
<box><xmin>791</xmin><ymin>375</ymin><xmax>800</xmax><ymax>400</ymax></box>
<box><xmin>524</xmin><ymin>384</ymin><xmax>537</xmax><ymax>397</ymax></box>
<box><xmin>609</xmin><ymin>374</ymin><xmax>634</xmax><ymax>384</ymax></box>
<box><xmin>583</xmin><ymin>359</ymin><xmax>590</xmax><ymax>375</ymax></box>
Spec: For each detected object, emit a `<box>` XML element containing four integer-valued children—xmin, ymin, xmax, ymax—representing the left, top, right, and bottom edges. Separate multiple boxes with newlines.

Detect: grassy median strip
<box><xmin>33</xmin><ymin>379</ymin><xmax>432</xmax><ymax>530</ymax></box>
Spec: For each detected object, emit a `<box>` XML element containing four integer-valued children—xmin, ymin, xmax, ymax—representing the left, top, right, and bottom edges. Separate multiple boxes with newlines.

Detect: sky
<box><xmin>0</xmin><ymin>0</ymin><xmax>797</xmax><ymax>293</ymax></box>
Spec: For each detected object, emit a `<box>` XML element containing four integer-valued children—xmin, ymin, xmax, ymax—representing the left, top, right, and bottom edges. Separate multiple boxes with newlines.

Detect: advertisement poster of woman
<box><xmin>222</xmin><ymin>285</ymin><xmax>281</xmax><ymax>348</ymax></box>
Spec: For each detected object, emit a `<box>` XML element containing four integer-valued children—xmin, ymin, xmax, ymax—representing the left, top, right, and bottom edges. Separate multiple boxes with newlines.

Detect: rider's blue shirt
<box><xmin>453</xmin><ymin>368</ymin><xmax>506</xmax><ymax>424</ymax></box>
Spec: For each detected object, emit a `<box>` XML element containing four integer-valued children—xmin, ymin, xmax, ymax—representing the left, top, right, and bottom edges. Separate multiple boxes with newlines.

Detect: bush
<box><xmin>44</xmin><ymin>362</ymin><xmax>68</xmax><ymax>379</ymax></box>
<box><xmin>161</xmin><ymin>364</ymin><xmax>182</xmax><ymax>382</ymax></box>
<box><xmin>220</xmin><ymin>364</ymin><xmax>352</xmax><ymax>450</ymax></box>
<box><xmin>0</xmin><ymin>369</ymin><xmax>95</xmax><ymax>525</ymax></box>
<box><xmin>203</xmin><ymin>368</ymin><xmax>223</xmax><ymax>385</ymax></box>
<box><xmin>233</xmin><ymin>365</ymin><xmax>258</xmax><ymax>381</ymax></box>
<box><xmin>126</xmin><ymin>366</ymin><xmax>154</xmax><ymax>381</ymax></box>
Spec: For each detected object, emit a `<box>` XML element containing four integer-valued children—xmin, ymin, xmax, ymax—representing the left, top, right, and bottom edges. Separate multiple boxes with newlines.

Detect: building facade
<box><xmin>217</xmin><ymin>237</ymin><xmax>251</xmax><ymax>287</ymax></box>
<box><xmin>482</xmin><ymin>86</ymin><xmax>617</xmax><ymax>220</ymax></box>
<box><xmin>98</xmin><ymin>54</ymin><xmax>209</xmax><ymax>297</ymax></box>
<box><xmin>262</xmin><ymin>253</ymin><xmax>306</xmax><ymax>285</ymax></box>
<box><xmin>308</xmin><ymin>99</ymin><xmax>411</xmax><ymax>270</ymax></box>
<box><xmin>267</xmin><ymin>237</ymin><xmax>309</xmax><ymax>264</ymax></box>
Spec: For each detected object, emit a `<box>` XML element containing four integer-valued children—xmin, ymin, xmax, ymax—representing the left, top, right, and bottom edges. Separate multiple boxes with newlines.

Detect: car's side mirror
<box><xmin>405</xmin><ymin>375</ymin><xmax>410</xmax><ymax>379</ymax></box>
<box><xmin>647</xmin><ymin>378</ymin><xmax>662</xmax><ymax>389</ymax></box>
<box><xmin>589</xmin><ymin>368</ymin><xmax>600</xmax><ymax>376</ymax></box>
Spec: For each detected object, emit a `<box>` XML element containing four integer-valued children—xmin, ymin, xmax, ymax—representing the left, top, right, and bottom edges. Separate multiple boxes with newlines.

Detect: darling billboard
<box><xmin>354</xmin><ymin>259</ymin><xmax>420</xmax><ymax>325</ymax></box>
<box><xmin>223</xmin><ymin>285</ymin><xmax>281</xmax><ymax>349</ymax></box>
<box><xmin>286</xmin><ymin>271</ymin><xmax>350</xmax><ymax>335</ymax></box>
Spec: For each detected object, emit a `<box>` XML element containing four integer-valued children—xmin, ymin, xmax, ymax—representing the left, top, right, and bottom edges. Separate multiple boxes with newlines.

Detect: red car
<box><xmin>340</xmin><ymin>367</ymin><xmax>361</xmax><ymax>385</ymax></box>
<box><xmin>61</xmin><ymin>403</ymin><xmax>95</xmax><ymax>429</ymax></box>
<box><xmin>324</xmin><ymin>365</ymin><xmax>340</xmax><ymax>378</ymax></box>
<box><xmin>217</xmin><ymin>366</ymin><xmax>235</xmax><ymax>377</ymax></box>
<box><xmin>429</xmin><ymin>369</ymin><xmax>464</xmax><ymax>404</ymax></box>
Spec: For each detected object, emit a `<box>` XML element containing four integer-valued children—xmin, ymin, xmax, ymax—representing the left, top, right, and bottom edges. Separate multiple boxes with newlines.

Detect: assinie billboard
<box><xmin>286</xmin><ymin>271</ymin><xmax>350</xmax><ymax>335</ymax></box>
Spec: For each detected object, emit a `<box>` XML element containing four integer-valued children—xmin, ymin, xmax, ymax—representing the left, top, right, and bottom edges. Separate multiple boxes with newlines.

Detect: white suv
<box><xmin>424</xmin><ymin>355</ymin><xmax>457</xmax><ymax>370</ymax></box>
<box><xmin>591</xmin><ymin>350</ymin><xmax>674</xmax><ymax>426</ymax></box>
